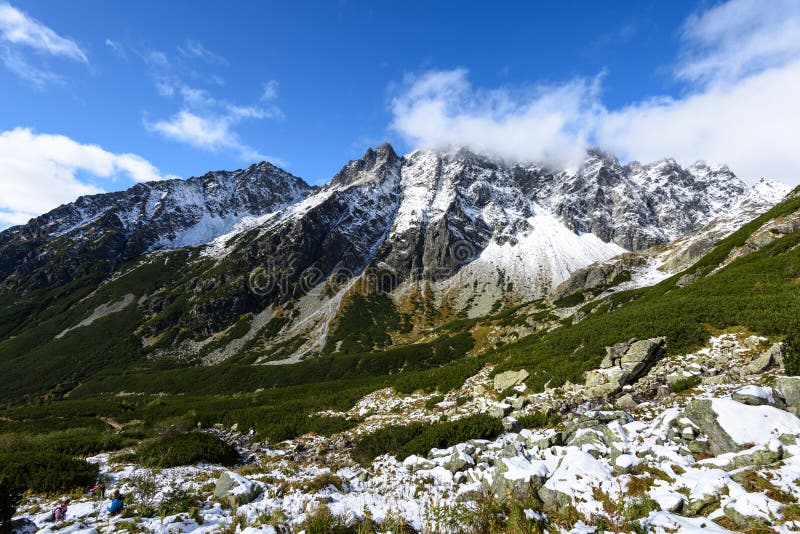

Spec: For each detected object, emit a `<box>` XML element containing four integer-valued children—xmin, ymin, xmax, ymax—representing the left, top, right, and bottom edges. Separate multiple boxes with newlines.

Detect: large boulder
<box><xmin>538</xmin><ymin>449</ymin><xmax>613</xmax><ymax>511</ymax></box>
<box><xmin>718</xmin><ymin>440</ymin><xmax>784</xmax><ymax>471</ymax></box>
<box><xmin>486</xmin><ymin>402</ymin><xmax>512</xmax><ymax>418</ymax></box>
<box><xmin>620</xmin><ymin>338</ymin><xmax>667</xmax><ymax>379</ymax></box>
<box><xmin>493</xmin><ymin>370</ymin><xmax>529</xmax><ymax>392</ymax></box>
<box><xmin>684</xmin><ymin>398</ymin><xmax>800</xmax><ymax>456</ymax></box>
<box><xmin>584</xmin><ymin>337</ymin><xmax>666</xmax><ymax>396</ymax></box>
<box><xmin>745</xmin><ymin>344</ymin><xmax>780</xmax><ymax>374</ymax></box>
<box><xmin>443</xmin><ymin>450</ymin><xmax>475</xmax><ymax>473</ymax></box>
<box><xmin>214</xmin><ymin>471</ymin><xmax>262</xmax><ymax>507</ymax></box>
<box><xmin>774</xmin><ymin>376</ymin><xmax>800</xmax><ymax>415</ymax></box>
<box><xmin>493</xmin><ymin>456</ymin><xmax>549</xmax><ymax>499</ymax></box>
<box><xmin>683</xmin><ymin>399</ymin><xmax>739</xmax><ymax>456</ymax></box>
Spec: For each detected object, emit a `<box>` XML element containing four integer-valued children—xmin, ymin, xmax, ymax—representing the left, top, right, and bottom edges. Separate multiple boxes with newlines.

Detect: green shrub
<box><xmin>553</xmin><ymin>292</ymin><xmax>584</xmax><ymax>308</ymax></box>
<box><xmin>397</xmin><ymin>414</ymin><xmax>504</xmax><ymax>459</ymax></box>
<box><xmin>623</xmin><ymin>497</ymin><xmax>659</xmax><ymax>521</ymax></box>
<box><xmin>303</xmin><ymin>472</ymin><xmax>344</xmax><ymax>493</ymax></box>
<box><xmin>0</xmin><ymin>451</ymin><xmax>98</xmax><ymax>493</ymax></box>
<box><xmin>353</xmin><ymin>414</ymin><xmax>504</xmax><ymax>463</ymax></box>
<box><xmin>135</xmin><ymin>432</ymin><xmax>240</xmax><ymax>468</ymax></box>
<box><xmin>425</xmin><ymin>395</ymin><xmax>444</xmax><ymax>410</ymax></box>
<box><xmin>352</xmin><ymin>423</ymin><xmax>425</xmax><ymax>464</ymax></box>
<box><xmin>158</xmin><ymin>488</ymin><xmax>198</xmax><ymax>516</ymax></box>
<box><xmin>784</xmin><ymin>334</ymin><xmax>800</xmax><ymax>375</ymax></box>
<box><xmin>153</xmin><ymin>415</ymin><xmax>197</xmax><ymax>438</ymax></box>
<box><xmin>669</xmin><ymin>375</ymin><xmax>702</xmax><ymax>394</ymax></box>
<box><xmin>516</xmin><ymin>411</ymin><xmax>559</xmax><ymax>429</ymax></box>
<box><xmin>0</xmin><ymin>477</ymin><xmax>22</xmax><ymax>526</ymax></box>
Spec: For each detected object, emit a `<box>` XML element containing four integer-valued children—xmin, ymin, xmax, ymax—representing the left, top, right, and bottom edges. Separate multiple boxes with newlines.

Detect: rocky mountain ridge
<box><xmin>0</xmin><ymin>162</ymin><xmax>311</xmax><ymax>291</ymax></box>
<box><xmin>0</xmin><ymin>144</ymin><xmax>791</xmax><ymax>369</ymax></box>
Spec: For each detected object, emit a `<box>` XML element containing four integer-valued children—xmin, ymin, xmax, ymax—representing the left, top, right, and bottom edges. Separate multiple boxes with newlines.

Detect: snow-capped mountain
<box><xmin>0</xmin><ymin>162</ymin><xmax>311</xmax><ymax>289</ymax></box>
<box><xmin>0</xmin><ymin>143</ymin><xmax>789</xmax><ymax>360</ymax></box>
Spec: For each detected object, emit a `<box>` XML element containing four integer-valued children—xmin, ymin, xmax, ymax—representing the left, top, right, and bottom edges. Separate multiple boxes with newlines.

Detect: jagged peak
<box><xmin>746</xmin><ymin>177</ymin><xmax>792</xmax><ymax>204</ymax></box>
<box><xmin>330</xmin><ymin>143</ymin><xmax>401</xmax><ymax>188</ymax></box>
<box><xmin>584</xmin><ymin>147</ymin><xmax>621</xmax><ymax>164</ymax></box>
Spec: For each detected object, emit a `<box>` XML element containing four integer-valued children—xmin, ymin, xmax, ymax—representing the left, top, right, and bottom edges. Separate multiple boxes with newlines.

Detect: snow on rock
<box><xmin>643</xmin><ymin>511</ymin><xmax>735</xmax><ymax>533</ymax></box>
<box><xmin>733</xmin><ymin>384</ymin><xmax>776</xmax><ymax>404</ymax></box>
<box><xmin>541</xmin><ymin>449</ymin><xmax>614</xmax><ymax>512</ymax></box>
<box><xmin>725</xmin><ymin>492</ymin><xmax>784</xmax><ymax>523</ymax></box>
<box><xmin>499</xmin><ymin>457</ymin><xmax>549</xmax><ymax>481</ymax></box>
<box><xmin>13</xmin><ymin>331</ymin><xmax>800</xmax><ymax>533</ymax></box>
<box><xmin>712</xmin><ymin>397</ymin><xmax>800</xmax><ymax>445</ymax></box>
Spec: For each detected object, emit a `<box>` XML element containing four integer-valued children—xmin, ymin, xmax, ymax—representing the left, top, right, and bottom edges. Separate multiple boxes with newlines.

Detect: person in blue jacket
<box><xmin>108</xmin><ymin>490</ymin><xmax>124</xmax><ymax>515</ymax></box>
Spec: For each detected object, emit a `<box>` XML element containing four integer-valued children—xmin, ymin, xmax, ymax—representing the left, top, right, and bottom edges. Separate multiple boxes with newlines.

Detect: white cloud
<box><xmin>391</xmin><ymin>69</ymin><xmax>600</xmax><ymax>168</ymax></box>
<box><xmin>598</xmin><ymin>61</ymin><xmax>800</xmax><ymax>184</ymax></box>
<box><xmin>0</xmin><ymin>45</ymin><xmax>62</xmax><ymax>88</ymax></box>
<box><xmin>145</xmin><ymin>84</ymin><xmax>282</xmax><ymax>160</ymax></box>
<box><xmin>145</xmin><ymin>110</ymin><xmax>270</xmax><ymax>162</ymax></box>
<box><xmin>389</xmin><ymin>0</ymin><xmax>800</xmax><ymax>184</ymax></box>
<box><xmin>0</xmin><ymin>2</ymin><xmax>88</xmax><ymax>87</ymax></box>
<box><xmin>0</xmin><ymin>128</ymin><xmax>175</xmax><ymax>228</ymax></box>
<box><xmin>177</xmin><ymin>39</ymin><xmax>227</xmax><ymax>65</ymax></box>
<box><xmin>261</xmin><ymin>80</ymin><xmax>279</xmax><ymax>101</ymax></box>
<box><xmin>676</xmin><ymin>0</ymin><xmax>800</xmax><ymax>84</ymax></box>
<box><xmin>0</xmin><ymin>2</ymin><xmax>87</xmax><ymax>63</ymax></box>
<box><xmin>139</xmin><ymin>44</ymin><xmax>282</xmax><ymax>163</ymax></box>
<box><xmin>104</xmin><ymin>38</ymin><xmax>126</xmax><ymax>59</ymax></box>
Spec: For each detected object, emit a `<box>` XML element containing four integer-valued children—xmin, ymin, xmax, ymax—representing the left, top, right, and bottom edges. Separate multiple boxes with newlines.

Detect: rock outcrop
<box><xmin>584</xmin><ymin>337</ymin><xmax>666</xmax><ymax>396</ymax></box>
<box><xmin>214</xmin><ymin>471</ymin><xmax>262</xmax><ymax>507</ymax></box>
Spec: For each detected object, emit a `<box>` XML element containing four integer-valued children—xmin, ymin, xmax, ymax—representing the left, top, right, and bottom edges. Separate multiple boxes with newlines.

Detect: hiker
<box><xmin>53</xmin><ymin>499</ymin><xmax>69</xmax><ymax>522</ymax></box>
<box><xmin>89</xmin><ymin>478</ymin><xmax>106</xmax><ymax>498</ymax></box>
<box><xmin>107</xmin><ymin>490</ymin><xmax>124</xmax><ymax>515</ymax></box>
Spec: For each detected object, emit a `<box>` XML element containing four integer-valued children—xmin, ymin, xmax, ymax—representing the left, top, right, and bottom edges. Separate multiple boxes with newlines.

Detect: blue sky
<box><xmin>1</xmin><ymin>0</ymin><xmax>800</xmax><ymax>227</ymax></box>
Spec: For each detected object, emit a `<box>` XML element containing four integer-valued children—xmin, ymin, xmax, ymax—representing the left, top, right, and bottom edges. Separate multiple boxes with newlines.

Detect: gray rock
<box><xmin>510</xmin><ymin>396</ymin><xmax>530</xmax><ymax>410</ymax></box>
<box><xmin>487</xmin><ymin>403</ymin><xmax>512</xmax><ymax>418</ymax></box>
<box><xmin>494</xmin><ymin>370</ymin><xmax>529</xmax><ymax>392</ymax></box>
<box><xmin>683</xmin><ymin>399</ymin><xmax>739</xmax><ymax>456</ymax></box>
<box><xmin>606</xmin><ymin>341</ymin><xmax>631</xmax><ymax>364</ymax></box>
<box><xmin>443</xmin><ymin>450</ymin><xmax>475</xmax><ymax>473</ymax></box>
<box><xmin>702</xmin><ymin>373</ymin><xmax>733</xmax><ymax>386</ymax></box>
<box><xmin>723</xmin><ymin>505</ymin><xmax>771</xmax><ymax>529</ymax></box>
<box><xmin>620</xmin><ymin>337</ymin><xmax>667</xmax><ymax>380</ymax></box>
<box><xmin>676</xmin><ymin>270</ymin><xmax>702</xmax><ymax>287</ymax></box>
<box><xmin>746</xmin><ymin>350</ymin><xmax>776</xmax><ymax>374</ymax></box>
<box><xmin>551</xmin><ymin>255</ymin><xmax>647</xmax><ymax>302</ymax></box>
<box><xmin>493</xmin><ymin>457</ymin><xmax>548</xmax><ymax>499</ymax></box>
<box><xmin>538</xmin><ymin>486</ymin><xmax>572</xmax><ymax>511</ymax></box>
<box><xmin>567</xmin><ymin>429</ymin><xmax>608</xmax><ymax>458</ymax></box>
<box><xmin>775</xmin><ymin>376</ymin><xmax>800</xmax><ymax>415</ymax></box>
<box><xmin>732</xmin><ymin>386</ymin><xmax>777</xmax><ymax>406</ymax></box>
<box><xmin>497</xmin><ymin>442</ymin><xmax>524</xmax><ymax>459</ymax></box>
<box><xmin>408</xmin><ymin>457</ymin><xmax>435</xmax><ymax>472</ymax></box>
<box><xmin>214</xmin><ymin>471</ymin><xmax>262</xmax><ymax>507</ymax></box>
<box><xmin>528</xmin><ymin>432</ymin><xmax>564</xmax><ymax>450</ymax></box>
<box><xmin>616</xmin><ymin>393</ymin><xmax>637</xmax><ymax>410</ymax></box>
<box><xmin>584</xmin><ymin>337</ymin><xmax>666</xmax><ymax>396</ymax></box>
<box><xmin>723</xmin><ymin>445</ymin><xmax>783</xmax><ymax>471</ymax></box>
<box><xmin>685</xmin><ymin>493</ymin><xmax>721</xmax><ymax>517</ymax></box>
<box><xmin>502</xmin><ymin>417</ymin><xmax>521</xmax><ymax>432</ymax></box>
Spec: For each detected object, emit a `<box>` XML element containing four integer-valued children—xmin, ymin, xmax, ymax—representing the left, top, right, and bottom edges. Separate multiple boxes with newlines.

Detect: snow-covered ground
<box><xmin>12</xmin><ymin>332</ymin><xmax>800</xmax><ymax>533</ymax></box>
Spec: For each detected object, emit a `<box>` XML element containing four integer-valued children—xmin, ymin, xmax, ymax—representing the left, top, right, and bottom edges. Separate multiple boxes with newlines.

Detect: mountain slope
<box><xmin>0</xmin><ymin>162</ymin><xmax>311</xmax><ymax>292</ymax></box>
<box><xmin>0</xmin><ymin>145</ymin><xmax>791</xmax><ymax>401</ymax></box>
